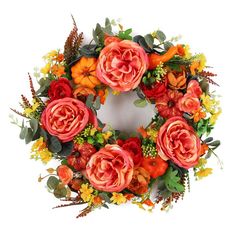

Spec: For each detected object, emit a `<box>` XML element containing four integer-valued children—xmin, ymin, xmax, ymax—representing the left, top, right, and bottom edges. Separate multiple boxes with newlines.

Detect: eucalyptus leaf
<box><xmin>164</xmin><ymin>41</ymin><xmax>173</xmax><ymax>50</ymax></box>
<box><xmin>99</xmin><ymin>192</ymin><xmax>111</xmax><ymax>203</ymax></box>
<box><xmin>208</xmin><ymin>140</ymin><xmax>221</xmax><ymax>147</ymax></box>
<box><xmin>86</xmin><ymin>94</ymin><xmax>94</xmax><ymax>108</ymax></box>
<box><xmin>93</xmin><ymin>96</ymin><xmax>101</xmax><ymax>110</ymax></box>
<box><xmin>156</xmin><ymin>30</ymin><xmax>166</xmax><ymax>42</ymax></box>
<box><xmin>203</xmin><ymin>137</ymin><xmax>213</xmax><ymax>143</ymax></box>
<box><xmin>54</xmin><ymin>187</ymin><xmax>67</xmax><ymax>198</ymax></box>
<box><xmin>19</xmin><ymin>126</ymin><xmax>28</xmax><ymax>140</ymax></box>
<box><xmin>48</xmin><ymin>135</ymin><xmax>62</xmax><ymax>153</ymax></box>
<box><xmin>144</xmin><ymin>34</ymin><xmax>154</xmax><ymax>49</ymax></box>
<box><xmin>30</xmin><ymin>118</ymin><xmax>38</xmax><ymax>136</ymax></box>
<box><xmin>134</xmin><ymin>99</ymin><xmax>147</xmax><ymax>108</ymax></box>
<box><xmin>47</xmin><ymin>176</ymin><xmax>59</xmax><ymax>190</ymax></box>
<box><xmin>58</xmin><ymin>141</ymin><xmax>74</xmax><ymax>157</ymax></box>
<box><xmin>25</xmin><ymin>128</ymin><xmax>33</xmax><ymax>144</ymax></box>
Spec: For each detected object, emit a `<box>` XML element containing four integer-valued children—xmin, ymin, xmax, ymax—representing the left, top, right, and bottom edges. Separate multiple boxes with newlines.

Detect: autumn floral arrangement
<box><xmin>10</xmin><ymin>18</ymin><xmax>221</xmax><ymax>218</ymax></box>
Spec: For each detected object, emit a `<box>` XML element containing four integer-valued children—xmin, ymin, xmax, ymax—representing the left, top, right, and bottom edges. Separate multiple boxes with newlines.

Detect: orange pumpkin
<box><xmin>71</xmin><ymin>57</ymin><xmax>101</xmax><ymax>88</ymax></box>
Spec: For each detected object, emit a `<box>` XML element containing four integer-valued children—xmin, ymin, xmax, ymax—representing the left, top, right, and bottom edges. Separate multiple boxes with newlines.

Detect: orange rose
<box><xmin>96</xmin><ymin>40</ymin><xmax>148</xmax><ymax>91</ymax></box>
<box><xmin>57</xmin><ymin>165</ymin><xmax>73</xmax><ymax>185</ymax></box>
<box><xmin>86</xmin><ymin>144</ymin><xmax>133</xmax><ymax>192</ymax></box>
<box><xmin>178</xmin><ymin>93</ymin><xmax>200</xmax><ymax>113</ymax></box>
<box><xmin>156</xmin><ymin>116</ymin><xmax>201</xmax><ymax>169</ymax></box>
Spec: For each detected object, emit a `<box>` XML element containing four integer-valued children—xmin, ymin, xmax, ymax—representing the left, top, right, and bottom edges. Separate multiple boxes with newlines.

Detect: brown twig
<box><xmin>10</xmin><ymin>108</ymin><xmax>28</xmax><ymax>118</ymax></box>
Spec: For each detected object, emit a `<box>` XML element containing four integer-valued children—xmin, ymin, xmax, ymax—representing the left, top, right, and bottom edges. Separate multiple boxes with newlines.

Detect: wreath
<box><xmin>10</xmin><ymin>17</ymin><xmax>222</xmax><ymax>218</ymax></box>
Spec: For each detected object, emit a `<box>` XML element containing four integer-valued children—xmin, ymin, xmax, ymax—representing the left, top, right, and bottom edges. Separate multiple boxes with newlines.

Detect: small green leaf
<box><xmin>47</xmin><ymin>176</ymin><xmax>59</xmax><ymax>190</ymax></box>
<box><xmin>86</xmin><ymin>94</ymin><xmax>94</xmax><ymax>108</ymax></box>
<box><xmin>200</xmin><ymin>78</ymin><xmax>209</xmax><ymax>94</ymax></box>
<box><xmin>163</xmin><ymin>167</ymin><xmax>185</xmax><ymax>193</ymax></box>
<box><xmin>30</xmin><ymin>118</ymin><xmax>38</xmax><ymax>136</ymax></box>
<box><xmin>58</xmin><ymin>141</ymin><xmax>74</xmax><ymax>157</ymax></box>
<box><xmin>134</xmin><ymin>99</ymin><xmax>147</xmax><ymax>108</ymax></box>
<box><xmin>99</xmin><ymin>192</ymin><xmax>111</xmax><ymax>203</ymax></box>
<box><xmin>203</xmin><ymin>137</ymin><xmax>213</xmax><ymax>143</ymax></box>
<box><xmin>144</xmin><ymin>34</ymin><xmax>154</xmax><ymax>49</ymax></box>
<box><xmin>93</xmin><ymin>96</ymin><xmax>101</xmax><ymax>110</ymax></box>
<box><xmin>25</xmin><ymin>128</ymin><xmax>33</xmax><ymax>144</ymax></box>
<box><xmin>208</xmin><ymin>140</ymin><xmax>220</xmax><ymax>147</ymax></box>
<box><xmin>48</xmin><ymin>135</ymin><xmax>62</xmax><ymax>153</ymax></box>
<box><xmin>156</xmin><ymin>30</ymin><xmax>166</xmax><ymax>42</ymax></box>
<box><xmin>164</xmin><ymin>41</ymin><xmax>173</xmax><ymax>50</ymax></box>
<box><xmin>87</xmin><ymin>137</ymin><xmax>95</xmax><ymax>144</ymax></box>
<box><xmin>19</xmin><ymin>126</ymin><xmax>28</xmax><ymax>140</ymax></box>
<box><xmin>53</xmin><ymin>186</ymin><xmax>67</xmax><ymax>198</ymax></box>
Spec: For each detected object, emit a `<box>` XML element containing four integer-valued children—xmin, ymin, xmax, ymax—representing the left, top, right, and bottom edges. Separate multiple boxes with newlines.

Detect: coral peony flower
<box><xmin>48</xmin><ymin>77</ymin><xmax>72</xmax><ymax>101</ymax></box>
<box><xmin>104</xmin><ymin>36</ymin><xmax>122</xmax><ymax>46</ymax></box>
<box><xmin>141</xmin><ymin>82</ymin><xmax>167</xmax><ymax>100</ymax></box>
<box><xmin>57</xmin><ymin>165</ymin><xmax>73</xmax><ymax>185</ymax></box>
<box><xmin>117</xmin><ymin>137</ymin><xmax>143</xmax><ymax>166</ymax></box>
<box><xmin>127</xmin><ymin>167</ymin><xmax>150</xmax><ymax>194</ymax></box>
<box><xmin>156</xmin><ymin>89</ymin><xmax>183</xmax><ymax>118</ymax></box>
<box><xmin>41</xmin><ymin>97</ymin><xmax>97</xmax><ymax>142</ymax></box>
<box><xmin>86</xmin><ymin>144</ymin><xmax>133</xmax><ymax>192</ymax></box>
<box><xmin>71</xmin><ymin>57</ymin><xmax>101</xmax><ymax>89</ymax></box>
<box><xmin>187</xmin><ymin>80</ymin><xmax>202</xmax><ymax>98</ymax></box>
<box><xmin>178</xmin><ymin>93</ymin><xmax>200</xmax><ymax>113</ymax></box>
<box><xmin>156</xmin><ymin>116</ymin><xmax>201</xmax><ymax>169</ymax></box>
<box><xmin>96</xmin><ymin>40</ymin><xmax>148</xmax><ymax>91</ymax></box>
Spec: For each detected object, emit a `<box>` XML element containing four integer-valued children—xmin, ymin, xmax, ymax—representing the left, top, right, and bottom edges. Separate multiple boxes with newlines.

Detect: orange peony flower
<box><xmin>51</xmin><ymin>64</ymin><xmax>65</xmax><ymax>77</ymax></box>
<box><xmin>71</xmin><ymin>57</ymin><xmax>101</xmax><ymax>89</ymax></box>
<box><xmin>167</xmin><ymin>71</ymin><xmax>187</xmax><ymax>90</ymax></box>
<box><xmin>127</xmin><ymin>167</ymin><xmax>150</xmax><ymax>194</ymax></box>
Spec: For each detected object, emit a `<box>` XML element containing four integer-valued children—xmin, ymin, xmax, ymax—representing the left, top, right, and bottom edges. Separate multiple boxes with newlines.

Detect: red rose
<box><xmin>117</xmin><ymin>137</ymin><xmax>143</xmax><ymax>166</ymax></box>
<box><xmin>156</xmin><ymin>116</ymin><xmax>201</xmax><ymax>169</ymax></box>
<box><xmin>48</xmin><ymin>77</ymin><xmax>73</xmax><ymax>101</ymax></box>
<box><xmin>141</xmin><ymin>82</ymin><xmax>167</xmax><ymax>100</ymax></box>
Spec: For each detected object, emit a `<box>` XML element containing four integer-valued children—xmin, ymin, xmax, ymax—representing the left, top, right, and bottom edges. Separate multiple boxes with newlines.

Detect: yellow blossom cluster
<box><xmin>24</xmin><ymin>99</ymin><xmax>40</xmax><ymax>117</ymax></box>
<box><xmin>31</xmin><ymin>137</ymin><xmax>52</xmax><ymax>164</ymax></box>
<box><xmin>195</xmin><ymin>158</ymin><xmax>213</xmax><ymax>179</ymax></box>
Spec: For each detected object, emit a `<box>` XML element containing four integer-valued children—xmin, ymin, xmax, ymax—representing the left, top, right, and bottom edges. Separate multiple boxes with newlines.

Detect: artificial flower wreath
<box><xmin>11</xmin><ymin>18</ymin><xmax>221</xmax><ymax>218</ymax></box>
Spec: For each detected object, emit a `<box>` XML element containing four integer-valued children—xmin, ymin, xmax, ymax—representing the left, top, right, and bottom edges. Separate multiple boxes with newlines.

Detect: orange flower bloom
<box><xmin>97</xmin><ymin>88</ymin><xmax>108</xmax><ymax>104</ymax></box>
<box><xmin>93</xmin><ymin>196</ymin><xmax>103</xmax><ymax>205</ymax></box>
<box><xmin>124</xmin><ymin>193</ymin><xmax>135</xmax><ymax>201</ymax></box>
<box><xmin>200</xmin><ymin>143</ymin><xmax>209</xmax><ymax>156</ymax></box>
<box><xmin>137</xmin><ymin>126</ymin><xmax>148</xmax><ymax>138</ymax></box>
<box><xmin>71</xmin><ymin>57</ymin><xmax>101</xmax><ymax>88</ymax></box>
<box><xmin>143</xmin><ymin>199</ymin><xmax>155</xmax><ymax>207</ymax></box>
<box><xmin>56</xmin><ymin>53</ymin><xmax>64</xmax><ymax>62</ymax></box>
<box><xmin>167</xmin><ymin>71</ymin><xmax>187</xmax><ymax>89</ymax></box>
<box><xmin>190</xmin><ymin>61</ymin><xmax>200</xmax><ymax>75</ymax></box>
<box><xmin>176</xmin><ymin>44</ymin><xmax>185</xmax><ymax>56</ymax></box>
<box><xmin>51</xmin><ymin>64</ymin><xmax>65</xmax><ymax>77</ymax></box>
<box><xmin>192</xmin><ymin>108</ymin><xmax>206</xmax><ymax>123</ymax></box>
<box><xmin>127</xmin><ymin>167</ymin><xmax>150</xmax><ymax>194</ymax></box>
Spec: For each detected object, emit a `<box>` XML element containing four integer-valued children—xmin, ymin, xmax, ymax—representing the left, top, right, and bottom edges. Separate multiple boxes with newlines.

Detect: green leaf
<box><xmin>156</xmin><ymin>30</ymin><xmax>166</xmax><ymax>42</ymax></box>
<box><xmin>200</xmin><ymin>78</ymin><xmax>209</xmax><ymax>94</ymax></box>
<box><xmin>19</xmin><ymin>126</ymin><xmax>28</xmax><ymax>140</ymax></box>
<box><xmin>53</xmin><ymin>186</ymin><xmax>67</xmax><ymax>198</ymax></box>
<box><xmin>25</xmin><ymin>128</ymin><xmax>33</xmax><ymax>144</ymax></box>
<box><xmin>93</xmin><ymin>96</ymin><xmax>101</xmax><ymax>110</ymax></box>
<box><xmin>163</xmin><ymin>167</ymin><xmax>185</xmax><ymax>193</ymax></box>
<box><xmin>47</xmin><ymin>176</ymin><xmax>59</xmax><ymax>190</ymax></box>
<box><xmin>86</xmin><ymin>94</ymin><xmax>94</xmax><ymax>108</ymax></box>
<box><xmin>58</xmin><ymin>141</ymin><xmax>74</xmax><ymax>157</ymax></box>
<box><xmin>208</xmin><ymin>140</ymin><xmax>220</xmax><ymax>147</ymax></box>
<box><xmin>104</xmin><ymin>18</ymin><xmax>112</xmax><ymax>34</ymax></box>
<box><xmin>30</xmin><ymin>119</ymin><xmax>38</xmax><ymax>136</ymax></box>
<box><xmin>203</xmin><ymin>137</ymin><xmax>213</xmax><ymax>143</ymax></box>
<box><xmin>118</xmin><ymin>28</ymin><xmax>132</xmax><ymax>40</ymax></box>
<box><xmin>48</xmin><ymin>135</ymin><xmax>62</xmax><ymax>153</ymax></box>
<box><xmin>144</xmin><ymin>34</ymin><xmax>154</xmax><ymax>49</ymax></box>
<box><xmin>134</xmin><ymin>99</ymin><xmax>147</xmax><ymax>108</ymax></box>
<box><xmin>99</xmin><ymin>192</ymin><xmax>111</xmax><ymax>203</ymax></box>
<box><xmin>164</xmin><ymin>41</ymin><xmax>173</xmax><ymax>50</ymax></box>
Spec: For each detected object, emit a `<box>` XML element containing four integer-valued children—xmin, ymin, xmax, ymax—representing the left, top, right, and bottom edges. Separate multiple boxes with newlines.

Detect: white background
<box><xmin>0</xmin><ymin>0</ymin><xmax>236</xmax><ymax>235</ymax></box>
